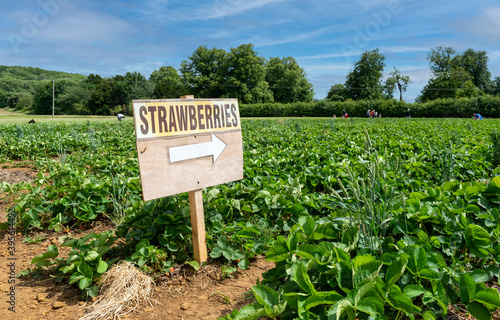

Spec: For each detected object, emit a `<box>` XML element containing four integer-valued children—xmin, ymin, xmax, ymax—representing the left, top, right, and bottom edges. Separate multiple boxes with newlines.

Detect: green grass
<box><xmin>0</xmin><ymin>112</ymin><xmax>118</xmax><ymax>124</ymax></box>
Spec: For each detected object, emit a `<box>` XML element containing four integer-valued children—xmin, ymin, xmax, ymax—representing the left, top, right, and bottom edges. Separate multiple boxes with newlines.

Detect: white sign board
<box><xmin>132</xmin><ymin>98</ymin><xmax>244</xmax><ymax>201</ymax></box>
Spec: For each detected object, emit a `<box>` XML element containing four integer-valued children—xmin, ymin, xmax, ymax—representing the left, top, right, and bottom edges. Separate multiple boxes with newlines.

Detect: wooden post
<box><xmin>180</xmin><ymin>95</ymin><xmax>207</xmax><ymax>264</ymax></box>
<box><xmin>188</xmin><ymin>189</ymin><xmax>207</xmax><ymax>263</ymax></box>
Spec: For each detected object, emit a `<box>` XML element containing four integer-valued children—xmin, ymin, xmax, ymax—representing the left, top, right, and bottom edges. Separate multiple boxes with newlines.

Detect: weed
<box><xmin>23</xmin><ymin>235</ymin><xmax>47</xmax><ymax>244</ymax></box>
<box><xmin>212</xmin><ymin>291</ymin><xmax>233</xmax><ymax>304</ymax></box>
<box><xmin>491</xmin><ymin>129</ymin><xmax>500</xmax><ymax>167</ymax></box>
<box><xmin>220</xmin><ymin>265</ymin><xmax>237</xmax><ymax>279</ymax></box>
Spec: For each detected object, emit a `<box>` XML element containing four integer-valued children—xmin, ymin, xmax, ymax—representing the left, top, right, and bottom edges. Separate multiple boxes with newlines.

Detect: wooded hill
<box><xmin>0</xmin><ymin>65</ymin><xmax>86</xmax><ymax>111</ymax></box>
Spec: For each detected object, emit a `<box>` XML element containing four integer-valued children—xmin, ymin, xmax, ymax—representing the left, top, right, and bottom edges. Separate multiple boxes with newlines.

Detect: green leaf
<box><xmin>336</xmin><ymin>260</ymin><xmax>353</xmax><ymax>293</ymax></box>
<box><xmin>84</xmin><ymin>250</ymin><xmax>100</xmax><ymax>262</ymax></box>
<box><xmin>97</xmin><ymin>260</ymin><xmax>108</xmax><ymax>273</ymax></box>
<box><xmin>418</xmin><ymin>268</ymin><xmax>440</xmax><ymax>280</ymax></box>
<box><xmin>353</xmin><ymin>260</ymin><xmax>383</xmax><ymax>287</ymax></box>
<box><xmin>252</xmin><ymin>285</ymin><xmax>280</xmax><ymax>308</ymax></box>
<box><xmin>78</xmin><ymin>277</ymin><xmax>92</xmax><ymax>290</ymax></box>
<box><xmin>466</xmin><ymin>224</ymin><xmax>491</xmax><ymax>247</ymax></box>
<box><xmin>386</xmin><ymin>284</ymin><xmax>414</xmax><ymax>314</ymax></box>
<box><xmin>352</xmin><ymin>254</ymin><xmax>375</xmax><ymax>269</ymax></box>
<box><xmin>355</xmin><ymin>295</ymin><xmax>384</xmax><ymax>317</ymax></box>
<box><xmin>485</xmin><ymin>176</ymin><xmax>500</xmax><ymax>195</ymax></box>
<box><xmin>460</xmin><ymin>273</ymin><xmax>476</xmax><ymax>303</ymax></box>
<box><xmin>467</xmin><ymin>301</ymin><xmax>492</xmax><ymax>320</ymax></box>
<box><xmin>77</xmin><ymin>262</ymin><xmax>94</xmax><ymax>279</ymax></box>
<box><xmin>292</xmin><ymin>263</ymin><xmax>316</xmax><ymax>295</ymax></box>
<box><xmin>473</xmin><ymin>291</ymin><xmax>500</xmax><ymax>308</ymax></box>
<box><xmin>329</xmin><ymin>299</ymin><xmax>354</xmax><ymax>320</ymax></box>
<box><xmin>31</xmin><ymin>245</ymin><xmax>59</xmax><ymax>265</ymax></box>
<box><xmin>217</xmin><ymin>237</ymin><xmax>231</xmax><ymax>250</ymax></box>
<box><xmin>407</xmin><ymin>246</ymin><xmax>427</xmax><ymax>274</ymax></box>
<box><xmin>237</xmin><ymin>258</ymin><xmax>249</xmax><ymax>270</ymax></box>
<box><xmin>385</xmin><ymin>255</ymin><xmax>407</xmax><ymax>289</ymax></box>
<box><xmin>298</xmin><ymin>216</ymin><xmax>315</xmax><ymax>238</ymax></box>
<box><xmin>470</xmin><ymin>269</ymin><xmax>490</xmax><ymax>283</ymax></box>
<box><xmin>422</xmin><ymin>310</ymin><xmax>437</xmax><ymax>320</ymax></box>
<box><xmin>232</xmin><ymin>302</ymin><xmax>266</xmax><ymax>320</ymax></box>
<box><xmin>186</xmin><ymin>260</ymin><xmax>200</xmax><ymax>271</ymax></box>
<box><xmin>341</xmin><ymin>226</ymin><xmax>359</xmax><ymax>252</ymax></box>
<box><xmin>350</xmin><ymin>282</ymin><xmax>375</xmax><ymax>306</ymax></box>
<box><xmin>230</xmin><ymin>251</ymin><xmax>245</xmax><ymax>261</ymax></box>
<box><xmin>69</xmin><ymin>272</ymin><xmax>85</xmax><ymax>284</ymax></box>
<box><xmin>266</xmin><ymin>236</ymin><xmax>291</xmax><ymax>262</ymax></box>
<box><xmin>403</xmin><ymin>284</ymin><xmax>426</xmax><ymax>299</ymax></box>
<box><xmin>87</xmin><ymin>285</ymin><xmax>99</xmax><ymax>298</ymax></box>
<box><xmin>303</xmin><ymin>291</ymin><xmax>342</xmax><ymax>311</ymax></box>
<box><xmin>60</xmin><ymin>264</ymin><xmax>76</xmax><ymax>274</ymax></box>
<box><xmin>210</xmin><ymin>246</ymin><xmax>223</xmax><ymax>259</ymax></box>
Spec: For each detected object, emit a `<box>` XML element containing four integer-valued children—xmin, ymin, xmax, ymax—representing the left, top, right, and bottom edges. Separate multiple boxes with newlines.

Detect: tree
<box><xmin>150</xmin><ymin>66</ymin><xmax>186</xmax><ymax>98</ymax></box>
<box><xmin>122</xmin><ymin>72</ymin><xmax>153</xmax><ymax>103</ymax></box>
<box><xmin>455</xmin><ymin>48</ymin><xmax>491</xmax><ymax>90</ymax></box>
<box><xmin>86</xmin><ymin>74</ymin><xmax>102</xmax><ymax>85</ymax></box>
<box><xmin>421</xmin><ymin>47</ymin><xmax>492</xmax><ymax>101</ymax></box>
<box><xmin>222</xmin><ymin>44</ymin><xmax>273</xmax><ymax>103</ymax></box>
<box><xmin>345</xmin><ymin>49</ymin><xmax>386</xmax><ymax>100</ymax></box>
<box><xmin>427</xmin><ymin>46</ymin><xmax>457</xmax><ymax>76</ymax></box>
<box><xmin>326</xmin><ymin>84</ymin><xmax>348</xmax><ymax>101</ymax></box>
<box><xmin>87</xmin><ymin>78</ymin><xmax>115</xmax><ymax>115</ymax></box>
<box><xmin>488</xmin><ymin>76</ymin><xmax>500</xmax><ymax>96</ymax></box>
<box><xmin>180</xmin><ymin>46</ymin><xmax>227</xmax><ymax>98</ymax></box>
<box><xmin>418</xmin><ymin>67</ymin><xmax>473</xmax><ymax>102</ymax></box>
<box><xmin>58</xmin><ymin>81</ymin><xmax>93</xmax><ymax>115</ymax></box>
<box><xmin>384</xmin><ymin>68</ymin><xmax>411</xmax><ymax>101</ymax></box>
<box><xmin>265</xmin><ymin>57</ymin><xmax>314</xmax><ymax>103</ymax></box>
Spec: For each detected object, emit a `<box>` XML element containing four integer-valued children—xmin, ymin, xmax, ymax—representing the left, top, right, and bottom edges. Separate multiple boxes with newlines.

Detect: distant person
<box><xmin>342</xmin><ymin>110</ymin><xmax>347</xmax><ymax>118</ymax></box>
<box><xmin>366</xmin><ymin>109</ymin><xmax>371</xmax><ymax>117</ymax></box>
<box><xmin>406</xmin><ymin>108</ymin><xmax>410</xmax><ymax>118</ymax></box>
<box><xmin>333</xmin><ymin>114</ymin><xmax>336</xmax><ymax>118</ymax></box>
<box><xmin>117</xmin><ymin>113</ymin><xmax>127</xmax><ymax>121</ymax></box>
<box><xmin>473</xmin><ymin>113</ymin><xmax>483</xmax><ymax>120</ymax></box>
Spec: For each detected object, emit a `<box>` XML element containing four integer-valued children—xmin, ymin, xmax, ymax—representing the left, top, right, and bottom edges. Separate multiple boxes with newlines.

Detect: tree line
<box><xmin>1</xmin><ymin>45</ymin><xmax>499</xmax><ymax>116</ymax></box>
<box><xmin>327</xmin><ymin>46</ymin><xmax>500</xmax><ymax>103</ymax></box>
<box><xmin>0</xmin><ymin>44</ymin><xmax>314</xmax><ymax>116</ymax></box>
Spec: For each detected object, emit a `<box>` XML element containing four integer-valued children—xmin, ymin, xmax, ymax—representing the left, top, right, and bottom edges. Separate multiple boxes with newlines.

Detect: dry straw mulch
<box><xmin>80</xmin><ymin>261</ymin><xmax>156</xmax><ymax>320</ymax></box>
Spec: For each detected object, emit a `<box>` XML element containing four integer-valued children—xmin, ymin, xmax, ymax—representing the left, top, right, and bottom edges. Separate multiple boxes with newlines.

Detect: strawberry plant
<box><xmin>31</xmin><ymin>231</ymin><xmax>116</xmax><ymax>298</ymax></box>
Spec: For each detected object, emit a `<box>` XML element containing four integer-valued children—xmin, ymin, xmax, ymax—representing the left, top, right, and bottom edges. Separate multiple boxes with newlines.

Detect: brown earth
<box><xmin>0</xmin><ymin>165</ymin><xmax>272</xmax><ymax>320</ymax></box>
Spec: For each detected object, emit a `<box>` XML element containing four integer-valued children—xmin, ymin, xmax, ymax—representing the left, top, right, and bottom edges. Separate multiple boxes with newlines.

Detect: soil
<box><xmin>1</xmin><ymin>164</ymin><xmax>499</xmax><ymax>320</ymax></box>
<box><xmin>0</xmin><ymin>164</ymin><xmax>272</xmax><ymax>320</ymax></box>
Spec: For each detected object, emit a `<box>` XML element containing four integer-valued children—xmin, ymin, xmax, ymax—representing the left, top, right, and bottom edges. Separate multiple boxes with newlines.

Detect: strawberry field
<box><xmin>1</xmin><ymin>117</ymin><xmax>500</xmax><ymax>320</ymax></box>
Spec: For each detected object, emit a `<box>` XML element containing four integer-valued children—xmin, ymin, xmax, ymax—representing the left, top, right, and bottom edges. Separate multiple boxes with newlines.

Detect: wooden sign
<box><xmin>132</xmin><ymin>97</ymin><xmax>244</xmax><ymax>263</ymax></box>
<box><xmin>132</xmin><ymin>98</ymin><xmax>244</xmax><ymax>201</ymax></box>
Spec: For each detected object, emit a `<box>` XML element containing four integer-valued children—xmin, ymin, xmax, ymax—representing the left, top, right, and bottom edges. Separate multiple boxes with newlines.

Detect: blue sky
<box><xmin>1</xmin><ymin>0</ymin><xmax>500</xmax><ymax>101</ymax></box>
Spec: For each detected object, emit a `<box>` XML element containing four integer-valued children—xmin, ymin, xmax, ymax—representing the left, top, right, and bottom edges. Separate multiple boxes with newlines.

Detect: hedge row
<box><xmin>240</xmin><ymin>95</ymin><xmax>500</xmax><ymax>118</ymax></box>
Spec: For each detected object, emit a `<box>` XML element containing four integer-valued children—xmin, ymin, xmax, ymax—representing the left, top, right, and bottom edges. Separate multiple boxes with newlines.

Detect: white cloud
<box><xmin>451</xmin><ymin>6</ymin><xmax>500</xmax><ymax>41</ymax></box>
<box><xmin>39</xmin><ymin>10</ymin><xmax>134</xmax><ymax>44</ymax></box>
<box><xmin>143</xmin><ymin>0</ymin><xmax>294</xmax><ymax>22</ymax></box>
<box><xmin>253</xmin><ymin>27</ymin><xmax>332</xmax><ymax>47</ymax></box>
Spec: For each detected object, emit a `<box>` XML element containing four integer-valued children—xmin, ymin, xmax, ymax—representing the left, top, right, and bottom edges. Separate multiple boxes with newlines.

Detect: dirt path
<box><xmin>0</xmin><ymin>166</ymin><xmax>271</xmax><ymax>320</ymax></box>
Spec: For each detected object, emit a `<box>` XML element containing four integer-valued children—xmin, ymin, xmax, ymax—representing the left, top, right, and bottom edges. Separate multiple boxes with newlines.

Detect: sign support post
<box><xmin>188</xmin><ymin>189</ymin><xmax>207</xmax><ymax>263</ymax></box>
<box><xmin>181</xmin><ymin>95</ymin><xmax>208</xmax><ymax>264</ymax></box>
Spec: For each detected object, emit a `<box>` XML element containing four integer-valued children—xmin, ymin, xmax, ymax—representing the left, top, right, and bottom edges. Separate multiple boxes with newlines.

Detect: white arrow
<box><xmin>169</xmin><ymin>134</ymin><xmax>227</xmax><ymax>164</ymax></box>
